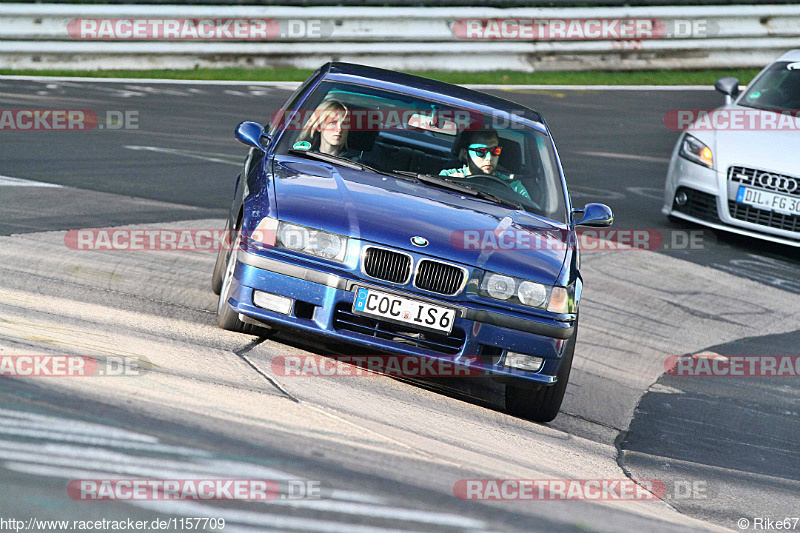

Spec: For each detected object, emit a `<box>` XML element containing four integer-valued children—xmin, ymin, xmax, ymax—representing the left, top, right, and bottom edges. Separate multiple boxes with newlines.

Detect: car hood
<box><xmin>271</xmin><ymin>157</ymin><xmax>569</xmax><ymax>284</ymax></box>
<box><xmin>691</xmin><ymin>105</ymin><xmax>800</xmax><ymax>176</ymax></box>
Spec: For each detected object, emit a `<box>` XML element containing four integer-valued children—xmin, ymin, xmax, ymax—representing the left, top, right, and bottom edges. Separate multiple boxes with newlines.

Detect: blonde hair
<box><xmin>298</xmin><ymin>99</ymin><xmax>349</xmax><ymax>153</ymax></box>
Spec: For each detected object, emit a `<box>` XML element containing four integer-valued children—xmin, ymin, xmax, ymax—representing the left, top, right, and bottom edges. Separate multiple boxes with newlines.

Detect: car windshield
<box><xmin>273</xmin><ymin>81</ymin><xmax>567</xmax><ymax>223</ymax></box>
<box><xmin>740</xmin><ymin>61</ymin><xmax>800</xmax><ymax>112</ymax></box>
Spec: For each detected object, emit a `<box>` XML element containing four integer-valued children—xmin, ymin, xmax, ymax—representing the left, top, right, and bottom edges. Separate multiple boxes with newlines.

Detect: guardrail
<box><xmin>1</xmin><ymin>4</ymin><xmax>798</xmax><ymax>71</ymax></box>
<box><xmin>5</xmin><ymin>0</ymin><xmax>800</xmax><ymax>6</ymax></box>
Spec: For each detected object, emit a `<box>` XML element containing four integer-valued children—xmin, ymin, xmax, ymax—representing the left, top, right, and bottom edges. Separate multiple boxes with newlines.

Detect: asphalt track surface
<box><xmin>0</xmin><ymin>78</ymin><xmax>798</xmax><ymax>532</ymax></box>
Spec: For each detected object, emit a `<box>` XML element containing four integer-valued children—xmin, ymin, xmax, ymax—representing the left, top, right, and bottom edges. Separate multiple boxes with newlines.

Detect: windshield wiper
<box><xmin>288</xmin><ymin>149</ymin><xmax>365</xmax><ymax>170</ymax></box>
<box><xmin>393</xmin><ymin>170</ymin><xmax>522</xmax><ymax>210</ymax></box>
<box><xmin>287</xmin><ymin>149</ymin><xmax>418</xmax><ymax>182</ymax></box>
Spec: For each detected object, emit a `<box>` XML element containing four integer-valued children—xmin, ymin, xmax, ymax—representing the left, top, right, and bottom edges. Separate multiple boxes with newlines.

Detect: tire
<box><xmin>211</xmin><ymin>219</ymin><xmax>230</xmax><ymax>295</ymax></box>
<box><xmin>505</xmin><ymin>322</ymin><xmax>578</xmax><ymax>423</ymax></box>
<box><xmin>216</xmin><ymin>222</ymin><xmax>247</xmax><ymax>332</ymax></box>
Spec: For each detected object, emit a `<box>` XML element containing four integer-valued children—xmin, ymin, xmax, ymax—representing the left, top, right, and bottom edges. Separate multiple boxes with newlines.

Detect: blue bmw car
<box><xmin>212</xmin><ymin>62</ymin><xmax>612</xmax><ymax>422</ymax></box>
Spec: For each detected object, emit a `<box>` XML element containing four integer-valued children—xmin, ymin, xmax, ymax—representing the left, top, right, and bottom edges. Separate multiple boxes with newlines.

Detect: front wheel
<box><xmin>211</xmin><ymin>219</ymin><xmax>231</xmax><ymax>295</ymax></box>
<box><xmin>505</xmin><ymin>322</ymin><xmax>577</xmax><ymax>423</ymax></box>
<box><xmin>217</xmin><ymin>224</ymin><xmax>247</xmax><ymax>332</ymax></box>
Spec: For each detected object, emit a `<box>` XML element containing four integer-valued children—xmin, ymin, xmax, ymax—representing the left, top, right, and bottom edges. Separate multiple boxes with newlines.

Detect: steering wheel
<box><xmin>460</xmin><ymin>173</ymin><xmax>546</xmax><ymax>212</ymax></box>
<box><xmin>457</xmin><ymin>174</ymin><xmax>520</xmax><ymax>193</ymax></box>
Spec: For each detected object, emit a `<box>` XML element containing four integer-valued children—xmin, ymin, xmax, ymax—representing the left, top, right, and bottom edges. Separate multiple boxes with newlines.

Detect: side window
<box><xmin>529</xmin><ymin>134</ymin><xmax>563</xmax><ymax>218</ymax></box>
<box><xmin>498</xmin><ymin>129</ymin><xmax>525</xmax><ymax>172</ymax></box>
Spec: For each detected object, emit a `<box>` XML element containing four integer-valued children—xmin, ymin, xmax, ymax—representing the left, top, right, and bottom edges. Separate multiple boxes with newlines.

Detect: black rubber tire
<box><xmin>505</xmin><ymin>321</ymin><xmax>578</xmax><ymax>423</ymax></box>
<box><xmin>211</xmin><ymin>219</ymin><xmax>230</xmax><ymax>295</ymax></box>
<box><xmin>216</xmin><ymin>223</ymin><xmax>247</xmax><ymax>332</ymax></box>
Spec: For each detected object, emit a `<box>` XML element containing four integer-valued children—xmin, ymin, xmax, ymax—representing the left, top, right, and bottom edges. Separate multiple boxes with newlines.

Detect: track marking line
<box><xmin>0</xmin><ymin>408</ymin><xmax>155</xmax><ymax>441</ymax></box>
<box><xmin>0</xmin><ymin>425</ymin><xmax>211</xmax><ymax>456</ymax></box>
<box><xmin>0</xmin><ymin>175</ymin><xmax>62</xmax><ymax>187</ymax></box>
<box><xmin>124</xmin><ymin>145</ymin><xmax>241</xmax><ymax>166</ymax></box>
<box><xmin>574</xmin><ymin>151</ymin><xmax>670</xmax><ymax>163</ymax></box>
<box><xmin>132</xmin><ymin>498</ymin><xmax>484</xmax><ymax>532</ymax></box>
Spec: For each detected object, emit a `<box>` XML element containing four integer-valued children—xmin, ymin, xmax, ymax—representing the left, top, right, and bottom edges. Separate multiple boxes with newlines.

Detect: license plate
<box><xmin>737</xmin><ymin>186</ymin><xmax>800</xmax><ymax>216</ymax></box>
<box><xmin>352</xmin><ymin>287</ymin><xmax>456</xmax><ymax>334</ymax></box>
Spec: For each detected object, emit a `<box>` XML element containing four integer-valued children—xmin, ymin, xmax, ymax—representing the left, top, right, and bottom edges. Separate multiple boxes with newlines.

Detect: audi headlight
<box><xmin>679</xmin><ymin>134</ymin><xmax>713</xmax><ymax>168</ymax></box>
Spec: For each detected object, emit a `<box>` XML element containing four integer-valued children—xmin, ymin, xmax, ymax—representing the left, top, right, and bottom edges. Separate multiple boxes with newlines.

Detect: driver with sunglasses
<box><xmin>439</xmin><ymin>129</ymin><xmax>531</xmax><ymax>200</ymax></box>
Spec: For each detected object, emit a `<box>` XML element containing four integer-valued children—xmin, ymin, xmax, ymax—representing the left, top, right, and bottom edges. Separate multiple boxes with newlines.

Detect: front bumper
<box><xmin>225</xmin><ymin>249</ymin><xmax>576</xmax><ymax>385</ymax></box>
<box><xmin>663</xmin><ymin>156</ymin><xmax>800</xmax><ymax>247</ymax></box>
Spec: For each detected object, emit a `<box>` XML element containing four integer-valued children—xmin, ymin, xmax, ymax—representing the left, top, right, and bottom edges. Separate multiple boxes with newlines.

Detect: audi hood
<box><xmin>688</xmin><ymin>104</ymin><xmax>800</xmax><ymax>177</ymax></box>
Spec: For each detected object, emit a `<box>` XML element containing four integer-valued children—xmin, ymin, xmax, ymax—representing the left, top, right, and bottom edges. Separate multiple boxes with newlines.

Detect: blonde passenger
<box><xmin>297</xmin><ymin>100</ymin><xmax>350</xmax><ymax>156</ymax></box>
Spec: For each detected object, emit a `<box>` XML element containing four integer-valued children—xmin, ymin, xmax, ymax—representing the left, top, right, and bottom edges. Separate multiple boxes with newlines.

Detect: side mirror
<box><xmin>235</xmin><ymin>121</ymin><xmax>271</xmax><ymax>151</ymax></box>
<box><xmin>573</xmin><ymin>203</ymin><xmax>613</xmax><ymax>227</ymax></box>
<box><xmin>715</xmin><ymin>77</ymin><xmax>740</xmax><ymax>105</ymax></box>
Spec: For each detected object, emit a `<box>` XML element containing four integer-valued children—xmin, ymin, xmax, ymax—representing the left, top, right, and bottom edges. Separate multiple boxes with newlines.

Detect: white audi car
<box><xmin>663</xmin><ymin>49</ymin><xmax>800</xmax><ymax>246</ymax></box>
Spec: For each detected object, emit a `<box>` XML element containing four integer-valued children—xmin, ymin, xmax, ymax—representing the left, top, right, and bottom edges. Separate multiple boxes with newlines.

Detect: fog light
<box><xmin>253</xmin><ymin>291</ymin><xmax>293</xmax><ymax>315</ymax></box>
<box><xmin>504</xmin><ymin>352</ymin><xmax>544</xmax><ymax>372</ymax></box>
<box><xmin>675</xmin><ymin>190</ymin><xmax>688</xmax><ymax>206</ymax></box>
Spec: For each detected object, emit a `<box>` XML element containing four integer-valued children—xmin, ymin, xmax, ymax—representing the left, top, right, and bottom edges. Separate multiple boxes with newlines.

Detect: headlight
<box><xmin>252</xmin><ymin>217</ymin><xmax>347</xmax><ymax>262</ymax></box>
<box><xmin>481</xmin><ymin>273</ymin><xmax>515</xmax><ymax>300</ymax></box>
<box><xmin>278</xmin><ymin>223</ymin><xmax>309</xmax><ymax>251</ymax></box>
<box><xmin>679</xmin><ymin>134</ymin><xmax>713</xmax><ymax>168</ymax></box>
<box><xmin>518</xmin><ymin>281</ymin><xmax>547</xmax><ymax>307</ymax></box>
<box><xmin>307</xmin><ymin>230</ymin><xmax>345</xmax><ymax>260</ymax></box>
<box><xmin>479</xmin><ymin>271</ymin><xmax>573</xmax><ymax>312</ymax></box>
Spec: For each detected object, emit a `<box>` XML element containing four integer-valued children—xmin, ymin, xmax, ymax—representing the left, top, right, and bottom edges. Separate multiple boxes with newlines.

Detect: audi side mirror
<box><xmin>715</xmin><ymin>77</ymin><xmax>740</xmax><ymax>105</ymax></box>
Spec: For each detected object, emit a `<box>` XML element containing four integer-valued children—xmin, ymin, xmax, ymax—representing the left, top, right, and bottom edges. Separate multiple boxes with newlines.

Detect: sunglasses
<box><xmin>468</xmin><ymin>144</ymin><xmax>502</xmax><ymax>158</ymax></box>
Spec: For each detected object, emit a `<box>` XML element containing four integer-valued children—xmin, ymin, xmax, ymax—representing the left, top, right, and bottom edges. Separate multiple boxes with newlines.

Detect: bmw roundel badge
<box><xmin>411</xmin><ymin>236</ymin><xmax>429</xmax><ymax>247</ymax></box>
